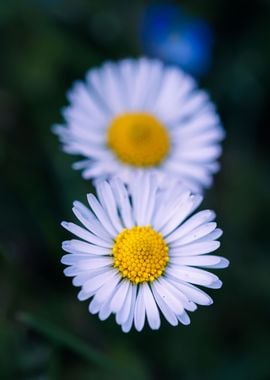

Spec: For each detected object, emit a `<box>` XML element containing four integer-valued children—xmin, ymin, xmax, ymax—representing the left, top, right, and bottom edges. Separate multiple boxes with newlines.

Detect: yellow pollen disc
<box><xmin>112</xmin><ymin>226</ymin><xmax>169</xmax><ymax>284</ymax></box>
<box><xmin>107</xmin><ymin>113</ymin><xmax>170</xmax><ymax>167</ymax></box>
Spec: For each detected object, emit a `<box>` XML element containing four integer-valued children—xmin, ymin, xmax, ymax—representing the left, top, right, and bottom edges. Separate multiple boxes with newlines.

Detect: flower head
<box><xmin>140</xmin><ymin>4</ymin><xmax>214</xmax><ymax>76</ymax></box>
<box><xmin>54</xmin><ymin>58</ymin><xmax>224</xmax><ymax>193</ymax></box>
<box><xmin>61</xmin><ymin>173</ymin><xmax>229</xmax><ymax>332</ymax></box>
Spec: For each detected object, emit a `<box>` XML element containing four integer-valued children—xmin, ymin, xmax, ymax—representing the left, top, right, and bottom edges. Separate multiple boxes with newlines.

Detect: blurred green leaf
<box><xmin>17</xmin><ymin>312</ymin><xmax>115</xmax><ymax>370</ymax></box>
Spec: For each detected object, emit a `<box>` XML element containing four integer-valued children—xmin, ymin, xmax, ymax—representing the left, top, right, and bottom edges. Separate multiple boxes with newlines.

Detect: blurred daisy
<box><xmin>54</xmin><ymin>58</ymin><xmax>224</xmax><ymax>193</ymax></box>
<box><xmin>140</xmin><ymin>4</ymin><xmax>214</xmax><ymax>76</ymax></box>
<box><xmin>61</xmin><ymin>174</ymin><xmax>228</xmax><ymax>332</ymax></box>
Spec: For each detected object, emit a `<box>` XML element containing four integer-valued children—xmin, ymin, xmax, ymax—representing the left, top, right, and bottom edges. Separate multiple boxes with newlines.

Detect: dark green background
<box><xmin>1</xmin><ymin>1</ymin><xmax>270</xmax><ymax>379</ymax></box>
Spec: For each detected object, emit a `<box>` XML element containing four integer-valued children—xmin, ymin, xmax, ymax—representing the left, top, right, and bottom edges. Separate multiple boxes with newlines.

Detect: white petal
<box><xmin>116</xmin><ymin>283</ymin><xmax>133</xmax><ymax>325</ymax></box>
<box><xmin>172</xmin><ymin>223</ymin><xmax>217</xmax><ymax>245</ymax></box>
<box><xmin>177</xmin><ymin>311</ymin><xmax>191</xmax><ymax>326</ymax></box>
<box><xmin>151</xmin><ymin>279</ymin><xmax>184</xmax><ymax>315</ymax></box>
<box><xmin>151</xmin><ymin>284</ymin><xmax>178</xmax><ymax>326</ymax></box>
<box><xmin>67</xmin><ymin>80</ymin><xmax>109</xmax><ymax>122</ymax></box>
<box><xmin>134</xmin><ymin>286</ymin><xmax>146</xmax><ymax>332</ymax></box>
<box><xmin>166</xmin><ymin>210</ymin><xmax>216</xmax><ymax>244</ymax></box>
<box><xmin>170</xmin><ymin>241</ymin><xmax>220</xmax><ymax>256</ymax></box>
<box><xmin>153</xmin><ymin>190</ymin><xmax>191</xmax><ymax>232</ymax></box>
<box><xmin>62</xmin><ymin>240</ymin><xmax>111</xmax><ymax>255</ymax></box>
<box><xmin>171</xmin><ymin>255</ymin><xmax>229</xmax><ymax>269</ymax></box>
<box><xmin>96</xmin><ymin>181</ymin><xmax>123</xmax><ymax>232</ymax></box>
<box><xmin>72</xmin><ymin>272</ymin><xmax>92</xmax><ymax>287</ymax></box>
<box><xmin>173</xmin><ymin>109</ymin><xmax>220</xmax><ymax>136</ymax></box>
<box><xmin>166</xmin><ymin>266</ymin><xmax>221</xmax><ymax>288</ymax></box>
<box><xmin>110</xmin><ymin>280</ymin><xmax>130</xmax><ymax>313</ymax></box>
<box><xmin>72</xmin><ymin>201</ymin><xmax>112</xmax><ymax>242</ymax></box>
<box><xmin>72</xmin><ymin>265</ymin><xmax>114</xmax><ymax>287</ymax></box>
<box><xmin>75</xmin><ymin>256</ymin><xmax>112</xmax><ymax>270</ymax></box>
<box><xmin>134</xmin><ymin>172</ymin><xmax>152</xmax><ymax>225</ymax></box>
<box><xmin>179</xmin><ymin>145</ymin><xmax>222</xmax><ymax>162</ymax></box>
<box><xmin>63</xmin><ymin>266</ymin><xmax>81</xmax><ymax>276</ymax></box>
<box><xmin>87</xmin><ymin>194</ymin><xmax>118</xmax><ymax>237</ymax></box>
<box><xmin>142</xmin><ymin>283</ymin><xmax>161</xmax><ymax>330</ymax></box>
<box><xmin>61</xmin><ymin>222</ymin><xmax>112</xmax><ymax>247</ymax></box>
<box><xmin>89</xmin><ymin>275</ymin><xmax>121</xmax><ymax>319</ymax></box>
<box><xmin>164</xmin><ymin>160</ymin><xmax>213</xmax><ymax>187</ymax></box>
<box><xmin>196</xmin><ymin>228</ymin><xmax>223</xmax><ymax>242</ymax></box>
<box><xmin>98</xmin><ymin>300</ymin><xmax>113</xmax><ymax>321</ymax></box>
<box><xmin>78</xmin><ymin>289</ymin><xmax>94</xmax><ymax>301</ymax></box>
<box><xmin>89</xmin><ymin>297</ymin><xmax>101</xmax><ymax>314</ymax></box>
<box><xmin>61</xmin><ymin>253</ymin><xmax>91</xmax><ymax>265</ymax></box>
<box><xmin>141</xmin><ymin>60</ymin><xmax>164</xmax><ymax>110</ymax></box>
<box><xmin>153</xmin><ymin>67</ymin><xmax>195</xmax><ymax>122</ymax></box>
<box><xmin>82</xmin><ymin>268</ymin><xmax>118</xmax><ymax>293</ymax></box>
<box><xmin>109</xmin><ymin>177</ymin><xmax>135</xmax><ymax>228</ymax></box>
<box><xmin>98</xmin><ymin>62</ymin><xmax>126</xmax><ymax>113</ymax></box>
<box><xmin>159</xmin><ymin>276</ymin><xmax>195</xmax><ymax>312</ymax></box>
<box><xmin>82</xmin><ymin>159</ymin><xmax>118</xmax><ymax>180</ymax></box>
<box><xmin>118</xmin><ymin>59</ymin><xmax>136</xmax><ymax>108</ymax></box>
<box><xmin>128</xmin><ymin>171</ymin><xmax>144</xmax><ymax>225</ymax></box>
<box><xmin>159</xmin><ymin>198</ymin><xmax>194</xmax><ymax>237</ymax></box>
<box><xmin>130</xmin><ymin>58</ymin><xmax>159</xmax><ymax>110</ymax></box>
<box><xmin>170</xmin><ymin>280</ymin><xmax>213</xmax><ymax>306</ymax></box>
<box><xmin>121</xmin><ymin>285</ymin><xmax>137</xmax><ymax>333</ymax></box>
<box><xmin>93</xmin><ymin>273</ymin><xmax>122</xmax><ymax>304</ymax></box>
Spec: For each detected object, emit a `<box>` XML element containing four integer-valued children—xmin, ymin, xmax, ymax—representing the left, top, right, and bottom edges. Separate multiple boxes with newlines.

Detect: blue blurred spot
<box><xmin>140</xmin><ymin>4</ymin><xmax>214</xmax><ymax>76</ymax></box>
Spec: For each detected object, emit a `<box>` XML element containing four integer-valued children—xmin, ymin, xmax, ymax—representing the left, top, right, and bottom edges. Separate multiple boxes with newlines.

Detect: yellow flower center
<box><xmin>112</xmin><ymin>226</ymin><xmax>169</xmax><ymax>284</ymax></box>
<box><xmin>107</xmin><ymin>113</ymin><xmax>170</xmax><ymax>167</ymax></box>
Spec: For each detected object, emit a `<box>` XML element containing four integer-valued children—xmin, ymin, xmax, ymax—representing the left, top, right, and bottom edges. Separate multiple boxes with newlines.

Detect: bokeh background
<box><xmin>1</xmin><ymin>1</ymin><xmax>270</xmax><ymax>379</ymax></box>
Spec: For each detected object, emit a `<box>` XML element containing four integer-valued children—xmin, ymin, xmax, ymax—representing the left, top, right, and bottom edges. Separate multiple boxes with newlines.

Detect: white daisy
<box><xmin>54</xmin><ymin>57</ymin><xmax>224</xmax><ymax>193</ymax></box>
<box><xmin>61</xmin><ymin>173</ymin><xmax>229</xmax><ymax>332</ymax></box>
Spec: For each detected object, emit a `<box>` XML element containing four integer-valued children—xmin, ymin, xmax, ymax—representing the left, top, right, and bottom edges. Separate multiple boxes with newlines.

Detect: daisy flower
<box><xmin>61</xmin><ymin>173</ymin><xmax>229</xmax><ymax>332</ymax></box>
<box><xmin>140</xmin><ymin>4</ymin><xmax>214</xmax><ymax>76</ymax></box>
<box><xmin>54</xmin><ymin>58</ymin><xmax>224</xmax><ymax>193</ymax></box>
